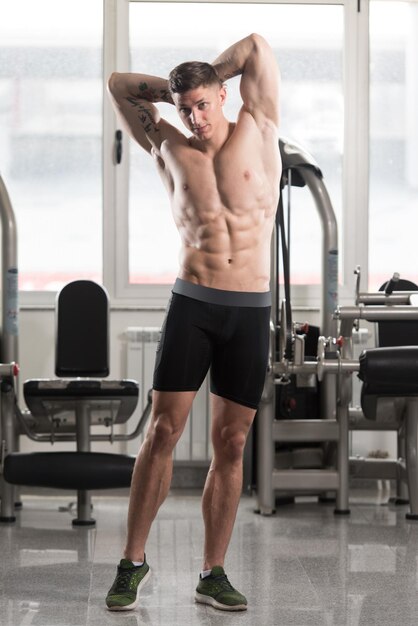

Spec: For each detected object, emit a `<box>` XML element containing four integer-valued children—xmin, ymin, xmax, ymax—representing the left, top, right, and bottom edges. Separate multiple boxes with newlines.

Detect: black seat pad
<box><xmin>4</xmin><ymin>452</ymin><xmax>135</xmax><ymax>490</ymax></box>
<box><xmin>24</xmin><ymin>379</ymin><xmax>138</xmax><ymax>399</ymax></box>
<box><xmin>359</xmin><ymin>346</ymin><xmax>418</xmax><ymax>395</ymax></box>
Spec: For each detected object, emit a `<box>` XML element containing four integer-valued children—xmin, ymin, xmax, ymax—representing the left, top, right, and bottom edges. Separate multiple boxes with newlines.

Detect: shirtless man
<box><xmin>106</xmin><ymin>33</ymin><xmax>281</xmax><ymax>612</ymax></box>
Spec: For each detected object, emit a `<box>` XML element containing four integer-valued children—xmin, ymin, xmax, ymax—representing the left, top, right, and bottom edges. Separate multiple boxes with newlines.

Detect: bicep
<box><xmin>240</xmin><ymin>34</ymin><xmax>280</xmax><ymax>128</ymax></box>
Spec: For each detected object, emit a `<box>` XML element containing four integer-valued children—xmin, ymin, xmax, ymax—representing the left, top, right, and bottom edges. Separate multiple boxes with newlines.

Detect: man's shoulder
<box><xmin>147</xmin><ymin>123</ymin><xmax>190</xmax><ymax>162</ymax></box>
<box><xmin>158</xmin><ymin>122</ymin><xmax>190</xmax><ymax>150</ymax></box>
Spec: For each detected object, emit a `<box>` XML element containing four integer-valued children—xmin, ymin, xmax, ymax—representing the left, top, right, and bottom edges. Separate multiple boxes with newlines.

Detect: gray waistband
<box><xmin>172</xmin><ymin>278</ymin><xmax>271</xmax><ymax>307</ymax></box>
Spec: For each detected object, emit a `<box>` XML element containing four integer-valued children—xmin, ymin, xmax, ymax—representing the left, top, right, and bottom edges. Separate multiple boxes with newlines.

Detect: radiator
<box><xmin>125</xmin><ymin>327</ymin><xmax>212</xmax><ymax>461</ymax></box>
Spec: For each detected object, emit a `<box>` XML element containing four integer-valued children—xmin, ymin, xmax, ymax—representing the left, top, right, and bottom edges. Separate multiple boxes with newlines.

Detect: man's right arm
<box><xmin>212</xmin><ymin>34</ymin><xmax>280</xmax><ymax>129</ymax></box>
<box><xmin>107</xmin><ymin>72</ymin><xmax>174</xmax><ymax>154</ymax></box>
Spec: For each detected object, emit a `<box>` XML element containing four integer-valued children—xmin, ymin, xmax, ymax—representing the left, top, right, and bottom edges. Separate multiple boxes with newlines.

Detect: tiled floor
<box><xmin>1</xmin><ymin>488</ymin><xmax>418</xmax><ymax>626</ymax></box>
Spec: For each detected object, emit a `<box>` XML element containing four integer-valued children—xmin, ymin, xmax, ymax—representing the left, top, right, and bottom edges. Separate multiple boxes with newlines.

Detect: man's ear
<box><xmin>219</xmin><ymin>85</ymin><xmax>227</xmax><ymax>106</ymax></box>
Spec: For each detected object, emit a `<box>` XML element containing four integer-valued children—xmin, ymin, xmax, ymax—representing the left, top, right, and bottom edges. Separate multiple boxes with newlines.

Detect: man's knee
<box><xmin>147</xmin><ymin>411</ymin><xmax>186</xmax><ymax>454</ymax></box>
<box><xmin>215</xmin><ymin>426</ymin><xmax>247</xmax><ymax>464</ymax></box>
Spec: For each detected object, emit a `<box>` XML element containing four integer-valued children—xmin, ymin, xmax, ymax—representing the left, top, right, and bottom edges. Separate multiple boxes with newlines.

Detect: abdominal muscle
<box><xmin>179</xmin><ymin>241</ymin><xmax>272</xmax><ymax>292</ymax></box>
<box><xmin>174</xmin><ymin>192</ymin><xmax>277</xmax><ymax>293</ymax></box>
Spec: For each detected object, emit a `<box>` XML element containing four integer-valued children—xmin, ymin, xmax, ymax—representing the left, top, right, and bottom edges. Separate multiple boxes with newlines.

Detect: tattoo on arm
<box><xmin>125</xmin><ymin>97</ymin><xmax>160</xmax><ymax>135</ymax></box>
<box><xmin>212</xmin><ymin>63</ymin><xmax>241</xmax><ymax>84</ymax></box>
<box><xmin>223</xmin><ymin>69</ymin><xmax>241</xmax><ymax>80</ymax></box>
<box><xmin>138</xmin><ymin>81</ymin><xmax>173</xmax><ymax>103</ymax></box>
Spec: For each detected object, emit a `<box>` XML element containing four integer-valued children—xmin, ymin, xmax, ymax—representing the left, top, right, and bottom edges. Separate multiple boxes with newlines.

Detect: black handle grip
<box><xmin>385</xmin><ymin>272</ymin><xmax>400</xmax><ymax>295</ymax></box>
<box><xmin>115</xmin><ymin>129</ymin><xmax>122</xmax><ymax>164</ymax></box>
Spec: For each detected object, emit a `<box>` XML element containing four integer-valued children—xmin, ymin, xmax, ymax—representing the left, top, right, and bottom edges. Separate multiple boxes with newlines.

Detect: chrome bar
<box><xmin>0</xmin><ymin>386</ymin><xmax>16</xmax><ymax>521</ymax></box>
<box><xmin>357</xmin><ymin>292</ymin><xmax>415</xmax><ymax>305</ymax></box>
<box><xmin>302</xmin><ymin>168</ymin><xmax>338</xmax><ymax>338</ymax></box>
<box><xmin>273</xmin><ymin>359</ymin><xmax>359</xmax><ymax>378</ymax></box>
<box><xmin>74</xmin><ymin>404</ymin><xmax>95</xmax><ymax>525</ymax></box>
<box><xmin>336</xmin><ymin>305</ymin><xmax>418</xmax><ymax>321</ymax></box>
<box><xmin>14</xmin><ymin>398</ymin><xmax>152</xmax><ymax>444</ymax></box>
<box><xmin>335</xmin><ymin>404</ymin><xmax>350</xmax><ymax>513</ymax></box>
<box><xmin>405</xmin><ymin>399</ymin><xmax>418</xmax><ymax>517</ymax></box>
<box><xmin>0</xmin><ymin>175</ymin><xmax>18</xmax><ymax>364</ymax></box>
<box><xmin>256</xmin><ymin>373</ymin><xmax>276</xmax><ymax>515</ymax></box>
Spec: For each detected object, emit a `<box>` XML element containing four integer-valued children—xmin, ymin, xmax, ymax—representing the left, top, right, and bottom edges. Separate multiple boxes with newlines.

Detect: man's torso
<box><xmin>153</xmin><ymin>108</ymin><xmax>282</xmax><ymax>292</ymax></box>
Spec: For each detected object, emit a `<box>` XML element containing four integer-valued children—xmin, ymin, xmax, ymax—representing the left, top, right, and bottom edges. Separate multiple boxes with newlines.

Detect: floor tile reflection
<box><xmin>1</xmin><ymin>489</ymin><xmax>418</xmax><ymax>625</ymax></box>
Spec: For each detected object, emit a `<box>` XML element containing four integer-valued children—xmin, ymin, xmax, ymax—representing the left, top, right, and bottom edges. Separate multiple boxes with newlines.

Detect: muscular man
<box><xmin>106</xmin><ymin>33</ymin><xmax>281</xmax><ymax>612</ymax></box>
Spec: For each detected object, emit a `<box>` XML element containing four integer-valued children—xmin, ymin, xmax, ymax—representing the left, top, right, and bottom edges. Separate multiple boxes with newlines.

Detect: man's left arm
<box><xmin>212</xmin><ymin>33</ymin><xmax>280</xmax><ymax>128</ymax></box>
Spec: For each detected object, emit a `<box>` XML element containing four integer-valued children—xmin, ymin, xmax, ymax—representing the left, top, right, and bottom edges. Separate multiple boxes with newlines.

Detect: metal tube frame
<box><xmin>73</xmin><ymin>404</ymin><xmax>95</xmax><ymax>526</ymax></box>
<box><xmin>405</xmin><ymin>398</ymin><xmax>418</xmax><ymax>520</ymax></box>
<box><xmin>0</xmin><ymin>176</ymin><xmax>19</xmax><ymax>521</ymax></box>
<box><xmin>0</xmin><ymin>175</ymin><xmax>18</xmax><ymax>365</ymax></box>
<box><xmin>258</xmin><ymin>139</ymin><xmax>343</xmax><ymax>515</ymax></box>
<box><xmin>0</xmin><ymin>385</ymin><xmax>16</xmax><ymax>521</ymax></box>
<box><xmin>13</xmin><ymin>397</ymin><xmax>152</xmax><ymax>444</ymax></box>
<box><xmin>336</xmin><ymin>305</ymin><xmax>418</xmax><ymax>321</ymax></box>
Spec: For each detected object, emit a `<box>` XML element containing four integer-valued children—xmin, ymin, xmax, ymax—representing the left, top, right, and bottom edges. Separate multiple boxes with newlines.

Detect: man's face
<box><xmin>173</xmin><ymin>83</ymin><xmax>226</xmax><ymax>140</ymax></box>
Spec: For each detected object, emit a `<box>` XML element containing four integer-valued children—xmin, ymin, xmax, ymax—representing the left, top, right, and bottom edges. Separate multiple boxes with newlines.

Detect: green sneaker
<box><xmin>106</xmin><ymin>558</ymin><xmax>151</xmax><ymax>611</ymax></box>
<box><xmin>195</xmin><ymin>565</ymin><xmax>247</xmax><ymax>611</ymax></box>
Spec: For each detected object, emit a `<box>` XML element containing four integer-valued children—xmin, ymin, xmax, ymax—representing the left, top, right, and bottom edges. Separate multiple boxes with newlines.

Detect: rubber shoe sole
<box><xmin>195</xmin><ymin>591</ymin><xmax>247</xmax><ymax>611</ymax></box>
<box><xmin>106</xmin><ymin>568</ymin><xmax>152</xmax><ymax>611</ymax></box>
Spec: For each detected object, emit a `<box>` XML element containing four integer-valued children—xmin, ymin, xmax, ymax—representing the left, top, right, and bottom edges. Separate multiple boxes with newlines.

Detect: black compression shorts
<box><xmin>152</xmin><ymin>278</ymin><xmax>272</xmax><ymax>410</ymax></box>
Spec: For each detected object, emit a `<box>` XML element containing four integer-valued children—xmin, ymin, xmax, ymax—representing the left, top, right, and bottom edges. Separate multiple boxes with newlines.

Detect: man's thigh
<box><xmin>153</xmin><ymin>294</ymin><xmax>212</xmax><ymax>393</ymax></box>
<box><xmin>149</xmin><ymin>389</ymin><xmax>197</xmax><ymax>436</ymax></box>
<box><xmin>210</xmin><ymin>306</ymin><xmax>271</xmax><ymax>410</ymax></box>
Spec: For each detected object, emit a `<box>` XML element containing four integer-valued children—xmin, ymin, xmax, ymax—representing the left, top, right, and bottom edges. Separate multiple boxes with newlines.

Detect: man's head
<box><xmin>168</xmin><ymin>62</ymin><xmax>227</xmax><ymax>141</ymax></box>
<box><xmin>168</xmin><ymin>61</ymin><xmax>222</xmax><ymax>95</ymax></box>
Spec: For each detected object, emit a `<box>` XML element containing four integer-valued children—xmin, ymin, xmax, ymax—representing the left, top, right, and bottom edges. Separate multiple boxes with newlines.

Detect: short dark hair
<box><xmin>168</xmin><ymin>61</ymin><xmax>222</xmax><ymax>95</ymax></box>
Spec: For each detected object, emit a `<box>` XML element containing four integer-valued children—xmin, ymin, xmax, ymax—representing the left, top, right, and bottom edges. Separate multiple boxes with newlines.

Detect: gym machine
<box><xmin>257</xmin><ymin>138</ymin><xmax>418</xmax><ymax>518</ymax></box>
<box><xmin>0</xmin><ymin>173</ymin><xmax>152</xmax><ymax>526</ymax></box>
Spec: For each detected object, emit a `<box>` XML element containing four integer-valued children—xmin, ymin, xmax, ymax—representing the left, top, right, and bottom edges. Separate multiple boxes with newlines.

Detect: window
<box><xmin>3</xmin><ymin>1</ymin><xmax>385</xmax><ymax>301</ymax></box>
<box><xmin>0</xmin><ymin>0</ymin><xmax>103</xmax><ymax>291</ymax></box>
<box><xmin>369</xmin><ymin>1</ymin><xmax>418</xmax><ymax>289</ymax></box>
<box><xmin>127</xmin><ymin>2</ymin><xmax>344</xmax><ymax>286</ymax></box>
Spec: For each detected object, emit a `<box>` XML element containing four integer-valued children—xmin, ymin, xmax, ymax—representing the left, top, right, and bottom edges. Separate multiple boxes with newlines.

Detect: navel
<box><xmin>228</xmin><ymin>258</ymin><xmax>232</xmax><ymax>264</ymax></box>
<box><xmin>243</xmin><ymin>170</ymin><xmax>251</xmax><ymax>180</ymax></box>
<box><xmin>183</xmin><ymin>183</ymin><xmax>189</xmax><ymax>191</ymax></box>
